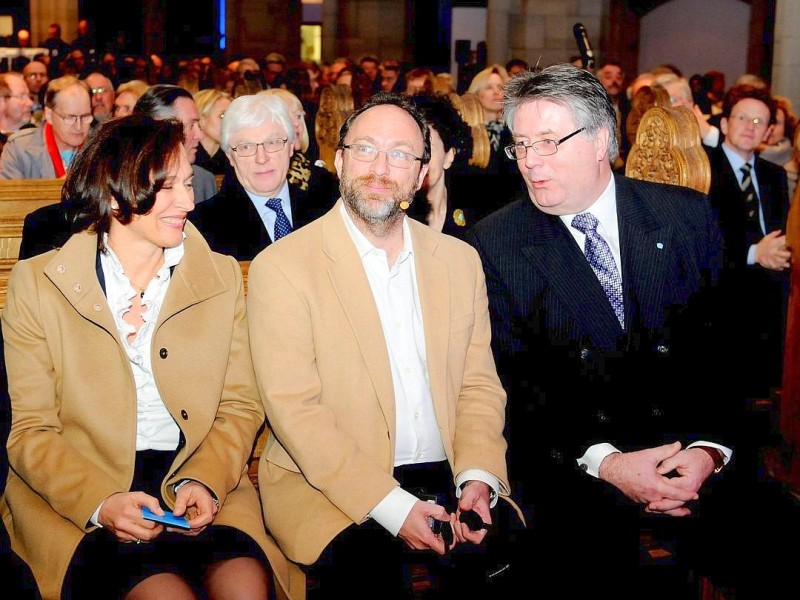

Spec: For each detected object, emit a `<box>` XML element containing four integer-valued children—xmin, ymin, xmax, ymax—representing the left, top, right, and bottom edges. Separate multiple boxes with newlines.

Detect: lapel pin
<box><xmin>656</xmin><ymin>242</ymin><xmax>664</xmax><ymax>249</ymax></box>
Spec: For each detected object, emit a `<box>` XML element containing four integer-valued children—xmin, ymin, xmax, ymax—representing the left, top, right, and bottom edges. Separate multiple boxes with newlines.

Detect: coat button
<box><xmin>93</xmin><ymin>303</ymin><xmax>102</xmax><ymax>312</ymax></box>
<box><xmin>180</xmin><ymin>410</ymin><xmax>188</xmax><ymax>420</ymax></box>
<box><xmin>580</xmin><ymin>348</ymin><xmax>590</xmax><ymax>360</ymax></box>
<box><xmin>656</xmin><ymin>344</ymin><xmax>669</xmax><ymax>355</ymax></box>
<box><xmin>159</xmin><ymin>348</ymin><xmax>168</xmax><ymax>359</ymax></box>
<box><xmin>651</xmin><ymin>406</ymin><xmax>664</xmax><ymax>418</ymax></box>
<box><xmin>73</xmin><ymin>283</ymin><xmax>82</xmax><ymax>293</ymax></box>
<box><xmin>596</xmin><ymin>410</ymin><xmax>610</xmax><ymax>424</ymax></box>
<box><xmin>56</xmin><ymin>265</ymin><xmax>66</xmax><ymax>274</ymax></box>
<box><xmin>549</xmin><ymin>448</ymin><xmax>563</xmax><ymax>462</ymax></box>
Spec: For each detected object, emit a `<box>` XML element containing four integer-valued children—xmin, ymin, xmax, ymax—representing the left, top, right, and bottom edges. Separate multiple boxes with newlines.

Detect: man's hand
<box><xmin>598</xmin><ymin>441</ymin><xmax>698</xmax><ymax>513</ymax></box>
<box><xmin>397</xmin><ymin>500</ymin><xmax>454</xmax><ymax>555</ymax></box>
<box><xmin>453</xmin><ymin>480</ymin><xmax>492</xmax><ymax>545</ymax></box>
<box><xmin>755</xmin><ymin>231</ymin><xmax>791</xmax><ymax>271</ymax></box>
<box><xmin>97</xmin><ymin>491</ymin><xmax>164</xmax><ymax>543</ymax></box>
<box><xmin>646</xmin><ymin>446</ymin><xmax>719</xmax><ymax>516</ymax></box>
<box><xmin>172</xmin><ymin>481</ymin><xmax>218</xmax><ymax>536</ymax></box>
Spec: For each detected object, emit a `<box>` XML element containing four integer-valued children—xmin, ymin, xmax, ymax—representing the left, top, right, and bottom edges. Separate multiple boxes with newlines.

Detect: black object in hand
<box><xmin>432</xmin><ymin>519</ymin><xmax>454</xmax><ymax>547</ymax></box>
<box><xmin>459</xmin><ymin>510</ymin><xmax>491</xmax><ymax>532</ymax></box>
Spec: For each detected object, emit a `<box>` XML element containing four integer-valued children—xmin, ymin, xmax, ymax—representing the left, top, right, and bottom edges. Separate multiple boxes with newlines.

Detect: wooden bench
<box><xmin>0</xmin><ymin>179</ymin><xmax>65</xmax><ymax>311</ymax></box>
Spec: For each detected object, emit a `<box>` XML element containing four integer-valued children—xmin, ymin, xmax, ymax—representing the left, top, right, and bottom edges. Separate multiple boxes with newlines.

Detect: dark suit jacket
<box><xmin>467</xmin><ymin>175</ymin><xmax>734</xmax><ymax>515</ymax></box>
<box><xmin>19</xmin><ymin>202</ymin><xmax>76</xmax><ymax>260</ymax></box>
<box><xmin>189</xmin><ymin>168</ymin><xmax>338</xmax><ymax>261</ymax></box>
<box><xmin>704</xmin><ymin>145</ymin><xmax>789</xmax><ymax>396</ymax></box>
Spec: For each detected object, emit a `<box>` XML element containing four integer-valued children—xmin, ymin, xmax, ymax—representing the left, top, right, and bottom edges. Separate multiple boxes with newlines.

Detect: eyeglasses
<box><xmin>90</xmin><ymin>87</ymin><xmax>108</xmax><ymax>95</ymax></box>
<box><xmin>25</xmin><ymin>72</ymin><xmax>47</xmax><ymax>80</ymax></box>
<box><xmin>51</xmin><ymin>109</ymin><xmax>93</xmax><ymax>126</ymax></box>
<box><xmin>340</xmin><ymin>143</ymin><xmax>422</xmax><ymax>169</ymax></box>
<box><xmin>729</xmin><ymin>114</ymin><xmax>769</xmax><ymax>128</ymax></box>
<box><xmin>229</xmin><ymin>138</ymin><xmax>288</xmax><ymax>157</ymax></box>
<box><xmin>504</xmin><ymin>127</ymin><xmax>586</xmax><ymax>160</ymax></box>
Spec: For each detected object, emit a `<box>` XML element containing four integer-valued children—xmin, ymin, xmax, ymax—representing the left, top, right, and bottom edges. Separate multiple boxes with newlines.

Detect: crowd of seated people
<box><xmin>2</xmin><ymin>18</ymin><xmax>800</xmax><ymax>598</ymax></box>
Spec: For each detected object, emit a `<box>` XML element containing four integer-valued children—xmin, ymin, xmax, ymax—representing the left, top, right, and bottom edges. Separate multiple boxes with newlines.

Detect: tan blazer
<box><xmin>0</xmin><ymin>223</ymin><xmax>304</xmax><ymax>600</ymax></box>
<box><xmin>248</xmin><ymin>201</ymin><xmax>511</xmax><ymax>565</ymax></box>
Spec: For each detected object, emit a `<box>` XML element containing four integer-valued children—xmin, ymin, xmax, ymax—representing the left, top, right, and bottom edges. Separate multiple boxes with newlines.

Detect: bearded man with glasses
<box><xmin>189</xmin><ymin>93</ymin><xmax>336</xmax><ymax>260</ymax></box>
<box><xmin>0</xmin><ymin>75</ymin><xmax>91</xmax><ymax>179</ymax></box>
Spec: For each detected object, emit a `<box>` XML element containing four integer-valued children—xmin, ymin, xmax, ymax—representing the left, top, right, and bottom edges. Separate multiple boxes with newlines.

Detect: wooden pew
<box><xmin>0</xmin><ymin>179</ymin><xmax>64</xmax><ymax>311</ymax></box>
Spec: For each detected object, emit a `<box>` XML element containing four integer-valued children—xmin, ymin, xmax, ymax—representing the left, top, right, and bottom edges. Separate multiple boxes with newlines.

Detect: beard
<box><xmin>339</xmin><ymin>172</ymin><xmax>416</xmax><ymax>225</ymax></box>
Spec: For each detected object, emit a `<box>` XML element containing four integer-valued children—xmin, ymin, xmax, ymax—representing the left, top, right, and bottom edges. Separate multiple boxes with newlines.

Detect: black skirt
<box><xmin>62</xmin><ymin>450</ymin><xmax>269</xmax><ymax>599</ymax></box>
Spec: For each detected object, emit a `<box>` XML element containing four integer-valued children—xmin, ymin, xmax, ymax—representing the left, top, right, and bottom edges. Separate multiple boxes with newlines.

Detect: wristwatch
<box><xmin>696</xmin><ymin>446</ymin><xmax>725</xmax><ymax>473</ymax></box>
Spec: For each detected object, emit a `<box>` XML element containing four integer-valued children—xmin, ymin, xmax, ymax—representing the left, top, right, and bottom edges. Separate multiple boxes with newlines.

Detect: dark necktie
<box><xmin>572</xmin><ymin>212</ymin><xmax>625</xmax><ymax>328</ymax></box>
<box><xmin>739</xmin><ymin>163</ymin><xmax>763</xmax><ymax>234</ymax></box>
<box><xmin>265</xmin><ymin>198</ymin><xmax>293</xmax><ymax>240</ymax></box>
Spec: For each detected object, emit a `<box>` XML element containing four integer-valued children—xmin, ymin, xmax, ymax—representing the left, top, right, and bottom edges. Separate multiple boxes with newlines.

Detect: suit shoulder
<box><xmin>7</xmin><ymin>127</ymin><xmax>39</xmax><ymax>143</ymax></box>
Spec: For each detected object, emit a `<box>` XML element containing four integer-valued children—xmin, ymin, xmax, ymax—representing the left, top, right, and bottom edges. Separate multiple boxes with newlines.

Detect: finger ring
<box><xmin>135</xmin><ymin>538</ymin><xmax>142</xmax><ymax>545</ymax></box>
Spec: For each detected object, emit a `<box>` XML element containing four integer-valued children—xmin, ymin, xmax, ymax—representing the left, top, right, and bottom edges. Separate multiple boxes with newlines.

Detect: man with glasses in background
<box><xmin>705</xmin><ymin>86</ymin><xmax>789</xmax><ymax>424</ymax></box>
<box><xmin>467</xmin><ymin>64</ymin><xmax>736</xmax><ymax>597</ymax></box>
<box><xmin>21</xmin><ymin>61</ymin><xmax>48</xmax><ymax>125</ymax></box>
<box><xmin>83</xmin><ymin>72</ymin><xmax>115</xmax><ymax>125</ymax></box>
<box><xmin>0</xmin><ymin>72</ymin><xmax>34</xmax><ymax>153</ymax></box>
<box><xmin>0</xmin><ymin>75</ymin><xmax>91</xmax><ymax>179</ymax></box>
<box><xmin>246</xmin><ymin>92</ymin><xmax>516</xmax><ymax>597</ymax></box>
<box><xmin>190</xmin><ymin>93</ymin><xmax>336</xmax><ymax>260</ymax></box>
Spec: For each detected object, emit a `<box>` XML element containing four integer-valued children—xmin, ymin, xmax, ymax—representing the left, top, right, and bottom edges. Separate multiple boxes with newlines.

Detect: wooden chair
<box><xmin>625</xmin><ymin>96</ymin><xmax>711</xmax><ymax>194</ymax></box>
<box><xmin>0</xmin><ymin>179</ymin><xmax>64</xmax><ymax>312</ymax></box>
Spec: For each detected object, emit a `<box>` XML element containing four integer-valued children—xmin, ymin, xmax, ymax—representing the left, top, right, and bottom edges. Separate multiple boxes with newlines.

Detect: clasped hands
<box><xmin>755</xmin><ymin>230</ymin><xmax>791</xmax><ymax>271</ymax></box>
<box><xmin>397</xmin><ymin>480</ymin><xmax>492</xmax><ymax>555</ymax></box>
<box><xmin>598</xmin><ymin>441</ymin><xmax>717</xmax><ymax>517</ymax></box>
<box><xmin>97</xmin><ymin>481</ymin><xmax>219</xmax><ymax>544</ymax></box>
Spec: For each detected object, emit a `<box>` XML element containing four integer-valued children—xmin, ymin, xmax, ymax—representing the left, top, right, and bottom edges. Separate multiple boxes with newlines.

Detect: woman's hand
<box><xmin>171</xmin><ymin>481</ymin><xmax>219</xmax><ymax>536</ymax></box>
<box><xmin>97</xmin><ymin>491</ymin><xmax>164</xmax><ymax>543</ymax></box>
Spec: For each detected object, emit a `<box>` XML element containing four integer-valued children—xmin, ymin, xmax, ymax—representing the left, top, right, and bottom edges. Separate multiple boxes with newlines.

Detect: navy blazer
<box><xmin>467</xmin><ymin>175</ymin><xmax>735</xmax><ymax>507</ymax></box>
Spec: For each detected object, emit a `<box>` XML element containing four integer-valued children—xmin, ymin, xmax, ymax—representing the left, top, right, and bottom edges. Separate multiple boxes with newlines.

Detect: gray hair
<box><xmin>504</xmin><ymin>64</ymin><xmax>619</xmax><ymax>162</ymax></box>
<box><xmin>220</xmin><ymin>94</ymin><xmax>296</xmax><ymax>153</ymax></box>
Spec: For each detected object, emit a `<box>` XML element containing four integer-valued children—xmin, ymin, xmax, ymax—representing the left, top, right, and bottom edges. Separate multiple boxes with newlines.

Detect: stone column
<box><xmin>322</xmin><ymin>0</ymin><xmax>339</xmax><ymax>61</ymax></box>
<box><xmin>486</xmin><ymin>0</ymin><xmax>511</xmax><ymax>65</ymax></box>
<box><xmin>772</xmin><ymin>0</ymin><xmax>800</xmax><ymax>114</ymax></box>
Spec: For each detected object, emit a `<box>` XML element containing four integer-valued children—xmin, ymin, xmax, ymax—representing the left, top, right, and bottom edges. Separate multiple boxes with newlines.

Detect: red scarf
<box><xmin>44</xmin><ymin>121</ymin><xmax>67</xmax><ymax>178</ymax></box>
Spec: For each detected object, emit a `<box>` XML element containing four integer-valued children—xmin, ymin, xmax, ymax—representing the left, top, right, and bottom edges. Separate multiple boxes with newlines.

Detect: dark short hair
<box><xmin>64</xmin><ymin>115</ymin><xmax>185</xmax><ymax>251</ymax></box>
<box><xmin>411</xmin><ymin>94</ymin><xmax>472</xmax><ymax>165</ymax></box>
<box><xmin>133</xmin><ymin>84</ymin><xmax>193</xmax><ymax>120</ymax></box>
<box><xmin>722</xmin><ymin>84</ymin><xmax>776</xmax><ymax>123</ymax></box>
<box><xmin>337</xmin><ymin>91</ymin><xmax>431</xmax><ymax>164</ymax></box>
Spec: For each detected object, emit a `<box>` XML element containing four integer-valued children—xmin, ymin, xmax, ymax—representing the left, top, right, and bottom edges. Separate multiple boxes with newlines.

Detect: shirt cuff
<box><xmin>686</xmin><ymin>441</ymin><xmax>732</xmax><ymax>466</ymax></box>
<box><xmin>369</xmin><ymin>486</ymin><xmax>418</xmax><ymax>537</ymax></box>
<box><xmin>747</xmin><ymin>244</ymin><xmax>757</xmax><ymax>266</ymax></box>
<box><xmin>90</xmin><ymin>502</ymin><xmax>104</xmax><ymax>527</ymax></box>
<box><xmin>702</xmin><ymin>126</ymin><xmax>720</xmax><ymax>148</ymax></box>
<box><xmin>577</xmin><ymin>443</ymin><xmax>621</xmax><ymax>478</ymax></box>
<box><xmin>455</xmin><ymin>469</ymin><xmax>500</xmax><ymax>508</ymax></box>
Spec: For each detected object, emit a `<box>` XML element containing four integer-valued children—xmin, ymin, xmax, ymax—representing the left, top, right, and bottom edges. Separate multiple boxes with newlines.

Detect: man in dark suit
<box><xmin>190</xmin><ymin>94</ymin><xmax>336</xmax><ymax>261</ymax></box>
<box><xmin>704</xmin><ymin>84</ymin><xmax>790</xmax><ymax>400</ymax></box>
<box><xmin>467</xmin><ymin>64</ymin><xmax>734</xmax><ymax>597</ymax></box>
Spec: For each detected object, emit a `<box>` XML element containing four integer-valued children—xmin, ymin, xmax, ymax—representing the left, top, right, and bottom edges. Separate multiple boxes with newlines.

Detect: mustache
<box><xmin>354</xmin><ymin>174</ymin><xmax>397</xmax><ymax>189</ymax></box>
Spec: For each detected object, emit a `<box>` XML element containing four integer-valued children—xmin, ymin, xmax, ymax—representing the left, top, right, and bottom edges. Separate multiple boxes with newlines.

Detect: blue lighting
<box><xmin>218</xmin><ymin>0</ymin><xmax>226</xmax><ymax>50</ymax></box>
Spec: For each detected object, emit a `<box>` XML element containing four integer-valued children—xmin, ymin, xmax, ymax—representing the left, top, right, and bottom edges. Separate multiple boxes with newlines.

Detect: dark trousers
<box><xmin>308</xmin><ymin>461</ymin><xmax>519</xmax><ymax>599</ymax></box>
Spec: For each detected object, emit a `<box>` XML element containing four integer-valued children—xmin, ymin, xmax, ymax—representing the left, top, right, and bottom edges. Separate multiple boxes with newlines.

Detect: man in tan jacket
<box><xmin>248</xmin><ymin>92</ymin><xmax>515</xmax><ymax>597</ymax></box>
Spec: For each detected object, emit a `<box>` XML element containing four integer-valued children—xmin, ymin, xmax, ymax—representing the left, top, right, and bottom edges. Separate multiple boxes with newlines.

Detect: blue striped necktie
<box><xmin>572</xmin><ymin>212</ymin><xmax>625</xmax><ymax>328</ymax></box>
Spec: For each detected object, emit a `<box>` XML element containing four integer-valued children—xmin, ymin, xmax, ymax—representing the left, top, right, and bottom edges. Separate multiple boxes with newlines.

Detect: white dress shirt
<box><xmin>721</xmin><ymin>142</ymin><xmax>766</xmax><ymax>265</ymax></box>
<box><xmin>339</xmin><ymin>204</ymin><xmax>498</xmax><ymax>536</ymax></box>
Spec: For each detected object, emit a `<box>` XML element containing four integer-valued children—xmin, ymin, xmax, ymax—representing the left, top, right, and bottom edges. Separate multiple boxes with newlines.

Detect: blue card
<box><xmin>141</xmin><ymin>506</ymin><xmax>191</xmax><ymax>530</ymax></box>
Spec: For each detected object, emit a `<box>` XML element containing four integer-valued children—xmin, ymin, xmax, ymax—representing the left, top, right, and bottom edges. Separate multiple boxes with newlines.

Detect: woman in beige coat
<box><xmin>0</xmin><ymin>115</ymin><xmax>303</xmax><ymax>600</ymax></box>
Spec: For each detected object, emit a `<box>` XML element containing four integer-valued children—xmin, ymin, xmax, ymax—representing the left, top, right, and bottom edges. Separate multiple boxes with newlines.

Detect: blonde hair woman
<box><xmin>113</xmin><ymin>80</ymin><xmax>150</xmax><ymax>118</ymax></box>
<box><xmin>193</xmin><ymin>88</ymin><xmax>232</xmax><ymax>175</ymax></box>
<box><xmin>467</xmin><ymin>64</ymin><xmax>512</xmax><ymax>175</ymax></box>
<box><xmin>456</xmin><ymin>92</ymin><xmax>491</xmax><ymax>170</ymax></box>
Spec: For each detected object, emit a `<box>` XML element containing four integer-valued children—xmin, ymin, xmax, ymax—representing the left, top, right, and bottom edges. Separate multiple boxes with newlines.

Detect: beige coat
<box><xmin>248</xmin><ymin>202</ymin><xmax>513</xmax><ymax>565</ymax></box>
<box><xmin>0</xmin><ymin>223</ymin><xmax>304</xmax><ymax>600</ymax></box>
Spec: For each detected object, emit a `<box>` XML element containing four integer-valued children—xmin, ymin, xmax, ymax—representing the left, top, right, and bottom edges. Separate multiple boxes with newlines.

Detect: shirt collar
<box><xmin>339</xmin><ymin>201</ymin><xmax>414</xmax><ymax>262</ymax></box>
<box><xmin>560</xmin><ymin>173</ymin><xmax>618</xmax><ymax>234</ymax></box>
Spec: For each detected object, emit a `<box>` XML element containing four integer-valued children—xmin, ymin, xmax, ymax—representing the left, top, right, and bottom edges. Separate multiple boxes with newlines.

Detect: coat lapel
<box><xmin>322</xmin><ymin>203</ymin><xmax>397</xmax><ymax>437</ymax></box>
<box><xmin>521</xmin><ymin>207</ymin><xmax>621</xmax><ymax>348</ymax></box>
<box><xmin>615</xmin><ymin>176</ymin><xmax>671</xmax><ymax>331</ymax></box>
<box><xmin>409</xmin><ymin>221</ymin><xmax>451</xmax><ymax>437</ymax></box>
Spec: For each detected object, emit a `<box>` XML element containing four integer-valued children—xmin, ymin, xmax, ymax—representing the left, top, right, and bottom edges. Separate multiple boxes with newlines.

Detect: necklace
<box><xmin>130</xmin><ymin>259</ymin><xmax>164</xmax><ymax>300</ymax></box>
